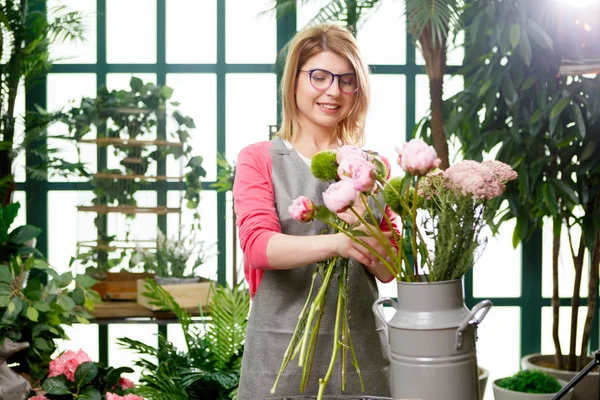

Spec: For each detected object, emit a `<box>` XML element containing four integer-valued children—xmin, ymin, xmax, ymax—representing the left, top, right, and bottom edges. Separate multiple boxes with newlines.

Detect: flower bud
<box><xmin>288</xmin><ymin>196</ymin><xmax>315</xmax><ymax>222</ymax></box>
<box><xmin>396</xmin><ymin>138</ymin><xmax>441</xmax><ymax>176</ymax></box>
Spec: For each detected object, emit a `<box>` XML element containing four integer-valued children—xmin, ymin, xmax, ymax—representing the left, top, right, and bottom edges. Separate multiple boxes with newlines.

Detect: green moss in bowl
<box><xmin>497</xmin><ymin>369</ymin><xmax>562</xmax><ymax>394</ymax></box>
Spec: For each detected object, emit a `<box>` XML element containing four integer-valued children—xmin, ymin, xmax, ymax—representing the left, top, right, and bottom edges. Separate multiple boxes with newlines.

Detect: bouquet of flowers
<box><xmin>29</xmin><ymin>349</ymin><xmax>142</xmax><ymax>400</ymax></box>
<box><xmin>272</xmin><ymin>138</ymin><xmax>517</xmax><ymax>399</ymax></box>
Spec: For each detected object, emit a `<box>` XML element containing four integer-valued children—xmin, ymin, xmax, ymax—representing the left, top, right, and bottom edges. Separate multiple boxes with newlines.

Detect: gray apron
<box><xmin>237</xmin><ymin>138</ymin><xmax>391</xmax><ymax>400</ymax></box>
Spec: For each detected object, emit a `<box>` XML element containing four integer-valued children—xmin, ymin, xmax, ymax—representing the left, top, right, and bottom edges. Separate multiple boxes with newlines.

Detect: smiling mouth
<box><xmin>317</xmin><ymin>103</ymin><xmax>340</xmax><ymax>111</ymax></box>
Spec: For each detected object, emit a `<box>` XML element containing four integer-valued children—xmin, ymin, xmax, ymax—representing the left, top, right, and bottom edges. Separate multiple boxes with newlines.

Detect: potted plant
<box><xmin>0</xmin><ymin>202</ymin><xmax>43</xmax><ymax>263</ymax></box>
<box><xmin>441</xmin><ymin>1</ymin><xmax>600</xmax><ymax>398</ymax></box>
<box><xmin>493</xmin><ymin>369</ymin><xmax>572</xmax><ymax>400</ymax></box>
<box><xmin>132</xmin><ymin>227</ymin><xmax>216</xmax><ymax>310</ymax></box>
<box><xmin>119</xmin><ymin>279</ymin><xmax>249</xmax><ymax>399</ymax></box>
<box><xmin>0</xmin><ymin>0</ymin><xmax>87</xmax><ymax>206</ymax></box>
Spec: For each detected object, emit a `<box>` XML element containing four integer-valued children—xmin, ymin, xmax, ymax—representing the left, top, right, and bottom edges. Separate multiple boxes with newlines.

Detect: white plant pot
<box><xmin>492</xmin><ymin>378</ymin><xmax>573</xmax><ymax>400</ymax></box>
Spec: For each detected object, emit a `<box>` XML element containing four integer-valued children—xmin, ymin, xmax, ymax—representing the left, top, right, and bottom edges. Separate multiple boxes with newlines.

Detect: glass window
<box><xmin>357</xmin><ymin>1</ymin><xmax>406</xmax><ymax>65</ymax></box>
<box><xmin>226</xmin><ymin>74</ymin><xmax>277</xmax><ymax>159</ymax></box>
<box><xmin>109</xmin><ymin>324</ymin><xmax>157</xmax><ymax>377</ymax></box>
<box><xmin>55</xmin><ymin>324</ymin><xmax>99</xmax><ymax>360</ymax></box>
<box><xmin>364</xmin><ymin>74</ymin><xmax>406</xmax><ymax>177</ymax></box>
<box><xmin>166</xmin><ymin>74</ymin><xmax>217</xmax><ymax>181</ymax></box>
<box><xmin>541</xmin><ymin>306</ymin><xmax>588</xmax><ymax>355</ymax></box>
<box><xmin>542</xmin><ymin>216</ymin><xmax>590</xmax><ymax>298</ymax></box>
<box><xmin>168</xmin><ymin>191</ymin><xmax>218</xmax><ymax>281</ymax></box>
<box><xmin>106</xmin><ymin>0</ymin><xmax>157</xmax><ymax>64</ymax></box>
<box><xmin>48</xmin><ymin>0</ymin><xmax>97</xmax><ymax>64</ymax></box>
<box><xmin>415</xmin><ymin>74</ymin><xmax>464</xmax><ymax>122</ymax></box>
<box><xmin>166</xmin><ymin>0</ymin><xmax>217</xmax><ymax>64</ymax></box>
<box><xmin>477</xmin><ymin>307</ymin><xmax>521</xmax><ymax>400</ymax></box>
<box><xmin>226</xmin><ymin>0</ymin><xmax>276</xmax><ymax>64</ymax></box>
<box><xmin>473</xmin><ymin>222</ymin><xmax>521</xmax><ymax>298</ymax></box>
<box><xmin>47</xmin><ymin>73</ymin><xmax>98</xmax><ymax>182</ymax></box>
<box><xmin>48</xmin><ymin>191</ymin><xmax>94</xmax><ymax>274</ymax></box>
<box><xmin>10</xmin><ymin>192</ymin><xmax>26</xmax><ymax>228</ymax></box>
<box><xmin>13</xmin><ymin>81</ymin><xmax>26</xmax><ymax>183</ymax></box>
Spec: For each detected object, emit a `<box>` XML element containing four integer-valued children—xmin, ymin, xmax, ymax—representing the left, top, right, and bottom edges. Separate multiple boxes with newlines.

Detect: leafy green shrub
<box><xmin>497</xmin><ymin>370</ymin><xmax>562</xmax><ymax>394</ymax></box>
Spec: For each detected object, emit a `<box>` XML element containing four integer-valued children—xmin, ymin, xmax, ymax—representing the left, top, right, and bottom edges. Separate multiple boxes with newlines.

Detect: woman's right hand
<box><xmin>334</xmin><ymin>231</ymin><xmax>391</xmax><ymax>268</ymax></box>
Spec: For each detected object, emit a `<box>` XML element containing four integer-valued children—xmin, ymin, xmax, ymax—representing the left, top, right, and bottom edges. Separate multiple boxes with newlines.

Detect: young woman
<box><xmin>233</xmin><ymin>23</ymin><xmax>395</xmax><ymax>399</ymax></box>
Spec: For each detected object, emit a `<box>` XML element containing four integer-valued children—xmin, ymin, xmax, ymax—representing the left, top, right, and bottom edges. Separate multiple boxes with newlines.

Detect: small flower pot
<box><xmin>492</xmin><ymin>378</ymin><xmax>573</xmax><ymax>400</ymax></box>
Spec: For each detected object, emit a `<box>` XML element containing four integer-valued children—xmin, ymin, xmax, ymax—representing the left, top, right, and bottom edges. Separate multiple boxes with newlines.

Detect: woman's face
<box><xmin>295</xmin><ymin>50</ymin><xmax>357</xmax><ymax>134</ymax></box>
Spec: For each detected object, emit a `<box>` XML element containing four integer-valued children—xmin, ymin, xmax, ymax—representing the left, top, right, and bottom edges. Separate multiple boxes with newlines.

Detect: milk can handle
<box><xmin>455</xmin><ymin>300</ymin><xmax>493</xmax><ymax>350</ymax></box>
<box><xmin>372</xmin><ymin>297</ymin><xmax>398</xmax><ymax>327</ymax></box>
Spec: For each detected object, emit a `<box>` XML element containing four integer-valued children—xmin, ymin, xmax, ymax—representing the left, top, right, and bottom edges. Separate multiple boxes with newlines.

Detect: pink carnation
<box><xmin>119</xmin><ymin>377</ymin><xmax>135</xmax><ymax>390</ymax></box>
<box><xmin>336</xmin><ymin>145</ymin><xmax>367</xmax><ymax>164</ymax></box>
<box><xmin>323</xmin><ymin>179</ymin><xmax>358</xmax><ymax>213</ymax></box>
<box><xmin>288</xmin><ymin>196</ymin><xmax>315</xmax><ymax>222</ymax></box>
<box><xmin>28</xmin><ymin>396</ymin><xmax>49</xmax><ymax>400</ymax></box>
<box><xmin>48</xmin><ymin>349</ymin><xmax>92</xmax><ymax>381</ymax></box>
<box><xmin>106</xmin><ymin>393</ymin><xmax>143</xmax><ymax>400</ymax></box>
<box><xmin>397</xmin><ymin>139</ymin><xmax>441</xmax><ymax>176</ymax></box>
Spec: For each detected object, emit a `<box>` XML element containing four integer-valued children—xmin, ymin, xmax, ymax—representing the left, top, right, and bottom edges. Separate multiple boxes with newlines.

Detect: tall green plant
<box><xmin>0</xmin><ymin>0</ymin><xmax>87</xmax><ymax>205</ymax></box>
<box><xmin>272</xmin><ymin>0</ymin><xmax>462</xmax><ymax>169</ymax></box>
<box><xmin>440</xmin><ymin>0</ymin><xmax>600</xmax><ymax>371</ymax></box>
<box><xmin>119</xmin><ymin>280</ymin><xmax>249</xmax><ymax>400</ymax></box>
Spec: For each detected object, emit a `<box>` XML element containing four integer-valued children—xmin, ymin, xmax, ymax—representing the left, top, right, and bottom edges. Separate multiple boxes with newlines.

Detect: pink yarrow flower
<box><xmin>396</xmin><ymin>138</ymin><xmax>441</xmax><ymax>176</ymax></box>
<box><xmin>443</xmin><ymin>160</ymin><xmax>517</xmax><ymax>200</ymax></box>
<box><xmin>106</xmin><ymin>393</ymin><xmax>143</xmax><ymax>400</ymax></box>
<box><xmin>48</xmin><ymin>349</ymin><xmax>92</xmax><ymax>381</ymax></box>
<box><xmin>119</xmin><ymin>377</ymin><xmax>135</xmax><ymax>390</ymax></box>
<box><xmin>289</xmin><ymin>196</ymin><xmax>315</xmax><ymax>222</ymax></box>
<box><xmin>323</xmin><ymin>179</ymin><xmax>358</xmax><ymax>213</ymax></box>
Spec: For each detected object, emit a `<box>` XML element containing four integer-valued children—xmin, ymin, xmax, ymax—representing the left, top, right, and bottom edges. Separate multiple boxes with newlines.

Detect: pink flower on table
<box><xmin>28</xmin><ymin>396</ymin><xmax>48</xmax><ymax>400</ymax></box>
<box><xmin>289</xmin><ymin>196</ymin><xmax>315</xmax><ymax>222</ymax></box>
<box><xmin>323</xmin><ymin>179</ymin><xmax>358</xmax><ymax>213</ymax></box>
<box><xmin>396</xmin><ymin>138</ymin><xmax>441</xmax><ymax>176</ymax></box>
<box><xmin>119</xmin><ymin>377</ymin><xmax>135</xmax><ymax>390</ymax></box>
<box><xmin>336</xmin><ymin>145</ymin><xmax>366</xmax><ymax>164</ymax></box>
<box><xmin>106</xmin><ymin>393</ymin><xmax>144</xmax><ymax>400</ymax></box>
<box><xmin>48</xmin><ymin>349</ymin><xmax>92</xmax><ymax>381</ymax></box>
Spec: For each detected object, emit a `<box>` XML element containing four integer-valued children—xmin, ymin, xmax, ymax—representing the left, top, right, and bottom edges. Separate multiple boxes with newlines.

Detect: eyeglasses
<box><xmin>300</xmin><ymin>69</ymin><xmax>358</xmax><ymax>94</ymax></box>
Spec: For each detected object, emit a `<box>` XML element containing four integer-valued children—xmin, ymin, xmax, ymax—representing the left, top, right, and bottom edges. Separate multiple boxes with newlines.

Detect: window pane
<box><xmin>106</xmin><ymin>73</ymin><xmax>157</xmax><ymax>91</ymax></box>
<box><xmin>47</xmin><ymin>73</ymin><xmax>98</xmax><ymax>182</ymax></box>
<box><xmin>49</xmin><ymin>191</ymin><xmax>94</xmax><ymax>274</ymax></box>
<box><xmin>48</xmin><ymin>0</ymin><xmax>97</xmax><ymax>64</ymax></box>
<box><xmin>226</xmin><ymin>74</ymin><xmax>277</xmax><ymax>159</ymax></box>
<box><xmin>477</xmin><ymin>307</ymin><xmax>521</xmax><ymax>400</ymax></box>
<box><xmin>55</xmin><ymin>324</ymin><xmax>99</xmax><ymax>360</ymax></box>
<box><xmin>109</xmin><ymin>324</ymin><xmax>158</xmax><ymax>379</ymax></box>
<box><xmin>226</xmin><ymin>0</ymin><xmax>276</xmax><ymax>64</ymax></box>
<box><xmin>357</xmin><ymin>1</ymin><xmax>406</xmax><ymax>65</ymax></box>
<box><xmin>13</xmin><ymin>80</ymin><xmax>26</xmax><ymax>183</ymax></box>
<box><xmin>168</xmin><ymin>191</ymin><xmax>218</xmax><ymax>281</ymax></box>
<box><xmin>541</xmin><ymin>306</ymin><xmax>588</xmax><ymax>355</ymax></box>
<box><xmin>10</xmin><ymin>192</ymin><xmax>26</xmax><ymax>229</ymax></box>
<box><xmin>166</xmin><ymin>74</ymin><xmax>217</xmax><ymax>181</ymax></box>
<box><xmin>106</xmin><ymin>0</ymin><xmax>157</xmax><ymax>64</ymax></box>
<box><xmin>473</xmin><ymin>222</ymin><xmax>521</xmax><ymax>298</ymax></box>
<box><xmin>542</xmin><ymin>216</ymin><xmax>590</xmax><ymax>298</ymax></box>
<box><xmin>364</xmin><ymin>74</ymin><xmax>406</xmax><ymax>177</ymax></box>
<box><xmin>167</xmin><ymin>0</ymin><xmax>216</xmax><ymax>63</ymax></box>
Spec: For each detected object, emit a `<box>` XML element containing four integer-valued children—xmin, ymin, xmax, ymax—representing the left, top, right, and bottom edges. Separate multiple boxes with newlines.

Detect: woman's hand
<box><xmin>333</xmin><ymin>229</ymin><xmax>392</xmax><ymax>268</ymax></box>
<box><xmin>337</xmin><ymin>201</ymin><xmax>366</xmax><ymax>226</ymax></box>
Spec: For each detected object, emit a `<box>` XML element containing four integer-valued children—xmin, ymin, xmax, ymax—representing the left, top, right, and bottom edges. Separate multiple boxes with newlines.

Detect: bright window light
<box><xmin>555</xmin><ymin>0</ymin><xmax>598</xmax><ymax>6</ymax></box>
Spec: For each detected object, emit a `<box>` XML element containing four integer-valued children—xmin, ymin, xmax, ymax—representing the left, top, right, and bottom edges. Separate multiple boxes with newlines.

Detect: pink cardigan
<box><xmin>233</xmin><ymin>141</ymin><xmax>398</xmax><ymax>298</ymax></box>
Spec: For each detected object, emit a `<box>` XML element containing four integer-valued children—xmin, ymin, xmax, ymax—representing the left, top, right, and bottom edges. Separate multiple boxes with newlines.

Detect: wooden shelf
<box><xmin>88</xmin><ymin>301</ymin><xmax>207</xmax><ymax>321</ymax></box>
<box><xmin>77</xmin><ymin>205</ymin><xmax>182</xmax><ymax>215</ymax></box>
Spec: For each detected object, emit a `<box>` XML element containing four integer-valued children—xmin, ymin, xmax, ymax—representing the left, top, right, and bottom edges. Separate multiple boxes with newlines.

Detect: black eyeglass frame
<box><xmin>299</xmin><ymin>69</ymin><xmax>359</xmax><ymax>94</ymax></box>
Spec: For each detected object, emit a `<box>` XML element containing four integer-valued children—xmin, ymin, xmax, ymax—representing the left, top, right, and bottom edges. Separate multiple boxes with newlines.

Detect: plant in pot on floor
<box><xmin>441</xmin><ymin>0</ymin><xmax>600</xmax><ymax>398</ymax></box>
<box><xmin>493</xmin><ymin>369</ymin><xmax>572</xmax><ymax>400</ymax></box>
<box><xmin>119</xmin><ymin>279</ymin><xmax>249</xmax><ymax>400</ymax></box>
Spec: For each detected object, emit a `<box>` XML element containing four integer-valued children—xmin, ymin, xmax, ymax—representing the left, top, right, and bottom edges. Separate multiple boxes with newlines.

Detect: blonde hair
<box><xmin>278</xmin><ymin>23</ymin><xmax>370</xmax><ymax>147</ymax></box>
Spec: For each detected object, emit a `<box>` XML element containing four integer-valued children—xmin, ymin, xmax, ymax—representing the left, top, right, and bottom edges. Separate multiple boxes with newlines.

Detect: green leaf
<box><xmin>0</xmin><ymin>203</ymin><xmax>20</xmax><ymax>243</ymax></box>
<box><xmin>42</xmin><ymin>375</ymin><xmax>72</xmax><ymax>395</ymax></box>
<box><xmin>0</xmin><ymin>265</ymin><xmax>12</xmax><ymax>284</ymax></box>
<box><xmin>8</xmin><ymin>225</ymin><xmax>42</xmax><ymax>244</ymax></box>
<box><xmin>130</xmin><ymin>76</ymin><xmax>143</xmax><ymax>91</ymax></box>
<box><xmin>510</xmin><ymin>24</ymin><xmax>520</xmax><ymax>49</ymax></box>
<box><xmin>519</xmin><ymin>29</ymin><xmax>532</xmax><ymax>67</ymax></box>
<box><xmin>75</xmin><ymin>274</ymin><xmax>97</xmax><ymax>288</ymax></box>
<box><xmin>71</xmin><ymin>287</ymin><xmax>85</xmax><ymax>305</ymax></box>
<box><xmin>33</xmin><ymin>301</ymin><xmax>52</xmax><ymax>312</ymax></box>
<box><xmin>477</xmin><ymin>79</ymin><xmax>493</xmax><ymax>97</ymax></box>
<box><xmin>502</xmin><ymin>77</ymin><xmax>518</xmax><ymax>107</ymax></box>
<box><xmin>521</xmin><ymin>76</ymin><xmax>537</xmax><ymax>90</ymax></box>
<box><xmin>74</xmin><ymin>361</ymin><xmax>98</xmax><ymax>387</ymax></box>
<box><xmin>543</xmin><ymin>183</ymin><xmax>559</xmax><ymax>216</ymax></box>
<box><xmin>56</xmin><ymin>272</ymin><xmax>73</xmax><ymax>288</ymax></box>
<box><xmin>161</xmin><ymin>86</ymin><xmax>174</xmax><ymax>99</ymax></box>
<box><xmin>551</xmin><ymin>178</ymin><xmax>579</xmax><ymax>205</ymax></box>
<box><xmin>56</xmin><ymin>295</ymin><xmax>76</xmax><ymax>312</ymax></box>
<box><xmin>6</xmin><ymin>297</ymin><xmax>22</xmax><ymax>317</ymax></box>
<box><xmin>572</xmin><ymin>104</ymin><xmax>586</xmax><ymax>138</ymax></box>
<box><xmin>34</xmin><ymin>337</ymin><xmax>54</xmax><ymax>353</ymax></box>
<box><xmin>76</xmin><ymin>315</ymin><xmax>90</xmax><ymax>324</ymax></box>
<box><xmin>527</xmin><ymin>19</ymin><xmax>553</xmax><ymax>50</ymax></box>
<box><xmin>550</xmin><ymin>98</ymin><xmax>571</xmax><ymax>120</ymax></box>
<box><xmin>26</xmin><ymin>306</ymin><xmax>39</xmax><ymax>322</ymax></box>
<box><xmin>79</xmin><ymin>387</ymin><xmax>101</xmax><ymax>400</ymax></box>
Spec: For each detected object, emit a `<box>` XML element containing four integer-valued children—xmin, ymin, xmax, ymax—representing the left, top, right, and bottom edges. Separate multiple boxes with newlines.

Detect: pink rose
<box><xmin>289</xmin><ymin>196</ymin><xmax>315</xmax><ymax>222</ymax></box>
<box><xmin>106</xmin><ymin>394</ymin><xmax>144</xmax><ymax>400</ymax></box>
<box><xmin>336</xmin><ymin>145</ymin><xmax>366</xmax><ymax>164</ymax></box>
<box><xmin>119</xmin><ymin>377</ymin><xmax>135</xmax><ymax>390</ymax></box>
<box><xmin>48</xmin><ymin>349</ymin><xmax>92</xmax><ymax>381</ymax></box>
<box><xmin>323</xmin><ymin>179</ymin><xmax>358</xmax><ymax>213</ymax></box>
<box><xmin>28</xmin><ymin>396</ymin><xmax>49</xmax><ymax>400</ymax></box>
<box><xmin>396</xmin><ymin>139</ymin><xmax>441</xmax><ymax>176</ymax></box>
<box><xmin>351</xmin><ymin>160</ymin><xmax>376</xmax><ymax>192</ymax></box>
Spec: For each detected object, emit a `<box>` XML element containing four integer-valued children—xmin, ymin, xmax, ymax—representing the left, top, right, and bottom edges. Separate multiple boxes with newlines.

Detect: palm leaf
<box><xmin>405</xmin><ymin>0</ymin><xmax>461</xmax><ymax>49</ymax></box>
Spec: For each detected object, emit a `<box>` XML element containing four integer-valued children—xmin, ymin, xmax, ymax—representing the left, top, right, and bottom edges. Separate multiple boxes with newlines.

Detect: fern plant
<box><xmin>118</xmin><ymin>279</ymin><xmax>249</xmax><ymax>400</ymax></box>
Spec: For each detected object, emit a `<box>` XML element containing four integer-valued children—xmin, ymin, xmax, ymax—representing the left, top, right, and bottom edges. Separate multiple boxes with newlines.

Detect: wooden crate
<box><xmin>136</xmin><ymin>278</ymin><xmax>215</xmax><ymax>311</ymax></box>
<box><xmin>91</xmin><ymin>272</ymin><xmax>154</xmax><ymax>301</ymax></box>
